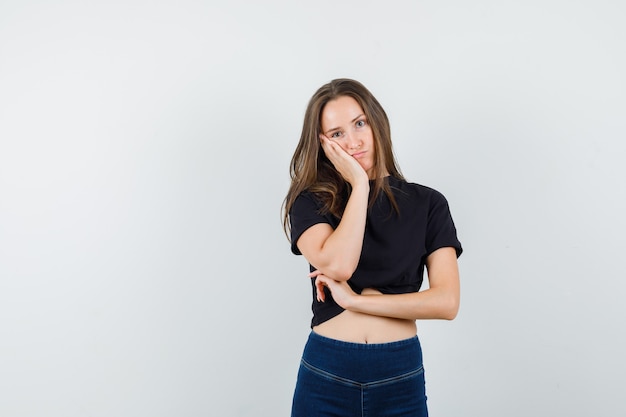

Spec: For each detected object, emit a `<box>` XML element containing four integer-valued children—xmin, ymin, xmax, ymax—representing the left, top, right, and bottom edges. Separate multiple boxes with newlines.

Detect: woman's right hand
<box><xmin>320</xmin><ymin>135</ymin><xmax>369</xmax><ymax>187</ymax></box>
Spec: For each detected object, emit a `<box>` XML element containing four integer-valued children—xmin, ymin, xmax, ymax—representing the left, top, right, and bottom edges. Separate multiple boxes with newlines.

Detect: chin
<box><xmin>362</xmin><ymin>164</ymin><xmax>375</xmax><ymax>176</ymax></box>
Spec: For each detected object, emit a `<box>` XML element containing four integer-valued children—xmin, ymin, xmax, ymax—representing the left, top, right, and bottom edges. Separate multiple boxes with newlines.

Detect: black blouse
<box><xmin>290</xmin><ymin>176</ymin><xmax>462</xmax><ymax>327</ymax></box>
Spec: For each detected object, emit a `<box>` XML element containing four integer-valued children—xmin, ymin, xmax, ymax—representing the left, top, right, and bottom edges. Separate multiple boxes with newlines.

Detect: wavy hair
<box><xmin>282</xmin><ymin>79</ymin><xmax>404</xmax><ymax>237</ymax></box>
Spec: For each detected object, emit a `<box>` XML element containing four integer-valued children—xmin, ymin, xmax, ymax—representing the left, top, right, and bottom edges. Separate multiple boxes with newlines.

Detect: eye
<box><xmin>355</xmin><ymin>119</ymin><xmax>366</xmax><ymax>128</ymax></box>
<box><xmin>330</xmin><ymin>131</ymin><xmax>343</xmax><ymax>139</ymax></box>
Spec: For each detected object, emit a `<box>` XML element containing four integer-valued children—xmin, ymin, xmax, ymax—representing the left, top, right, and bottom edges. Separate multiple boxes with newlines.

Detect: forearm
<box><xmin>315</xmin><ymin>182</ymin><xmax>369</xmax><ymax>280</ymax></box>
<box><xmin>346</xmin><ymin>286</ymin><xmax>460</xmax><ymax>321</ymax></box>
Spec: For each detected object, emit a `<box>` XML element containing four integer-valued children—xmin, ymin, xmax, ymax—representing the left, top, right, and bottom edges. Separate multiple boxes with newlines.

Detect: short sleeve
<box><xmin>289</xmin><ymin>192</ymin><xmax>334</xmax><ymax>255</ymax></box>
<box><xmin>425</xmin><ymin>190</ymin><xmax>463</xmax><ymax>257</ymax></box>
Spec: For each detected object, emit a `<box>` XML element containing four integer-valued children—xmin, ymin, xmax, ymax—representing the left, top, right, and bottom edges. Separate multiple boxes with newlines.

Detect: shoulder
<box><xmin>290</xmin><ymin>189</ymin><xmax>337</xmax><ymax>224</ymax></box>
<box><xmin>291</xmin><ymin>190</ymin><xmax>323</xmax><ymax>212</ymax></box>
<box><xmin>388</xmin><ymin>177</ymin><xmax>448</xmax><ymax>207</ymax></box>
<box><xmin>289</xmin><ymin>190</ymin><xmax>336</xmax><ymax>255</ymax></box>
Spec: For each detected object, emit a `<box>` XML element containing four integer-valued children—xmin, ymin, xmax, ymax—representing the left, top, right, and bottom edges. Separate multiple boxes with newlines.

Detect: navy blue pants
<box><xmin>291</xmin><ymin>331</ymin><xmax>428</xmax><ymax>417</ymax></box>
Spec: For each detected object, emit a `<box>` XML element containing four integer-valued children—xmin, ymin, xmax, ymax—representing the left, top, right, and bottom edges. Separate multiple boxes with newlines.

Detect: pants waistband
<box><xmin>302</xmin><ymin>331</ymin><xmax>423</xmax><ymax>384</ymax></box>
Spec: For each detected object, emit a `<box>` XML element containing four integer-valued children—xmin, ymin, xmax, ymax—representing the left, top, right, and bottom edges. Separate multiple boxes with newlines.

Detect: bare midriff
<box><xmin>312</xmin><ymin>288</ymin><xmax>417</xmax><ymax>344</ymax></box>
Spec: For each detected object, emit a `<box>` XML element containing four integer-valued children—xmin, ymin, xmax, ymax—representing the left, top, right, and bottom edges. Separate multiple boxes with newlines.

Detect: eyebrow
<box><xmin>324</xmin><ymin>114</ymin><xmax>365</xmax><ymax>135</ymax></box>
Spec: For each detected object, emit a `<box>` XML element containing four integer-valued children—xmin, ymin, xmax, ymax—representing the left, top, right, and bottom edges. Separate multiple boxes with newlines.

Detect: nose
<box><xmin>344</xmin><ymin>131</ymin><xmax>361</xmax><ymax>150</ymax></box>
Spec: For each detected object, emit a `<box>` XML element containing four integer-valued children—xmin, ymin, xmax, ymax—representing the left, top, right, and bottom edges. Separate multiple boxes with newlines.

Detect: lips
<box><xmin>351</xmin><ymin>151</ymin><xmax>366</xmax><ymax>159</ymax></box>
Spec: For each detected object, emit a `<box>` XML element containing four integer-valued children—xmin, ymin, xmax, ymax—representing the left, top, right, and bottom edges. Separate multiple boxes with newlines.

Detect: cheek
<box><xmin>366</xmin><ymin>134</ymin><xmax>375</xmax><ymax>154</ymax></box>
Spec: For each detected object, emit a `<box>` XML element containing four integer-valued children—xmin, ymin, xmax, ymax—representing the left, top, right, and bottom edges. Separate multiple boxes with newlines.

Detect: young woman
<box><xmin>283</xmin><ymin>79</ymin><xmax>462</xmax><ymax>416</ymax></box>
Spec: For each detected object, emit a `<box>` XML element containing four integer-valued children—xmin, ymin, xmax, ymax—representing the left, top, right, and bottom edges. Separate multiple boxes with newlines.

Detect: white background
<box><xmin>1</xmin><ymin>1</ymin><xmax>625</xmax><ymax>416</ymax></box>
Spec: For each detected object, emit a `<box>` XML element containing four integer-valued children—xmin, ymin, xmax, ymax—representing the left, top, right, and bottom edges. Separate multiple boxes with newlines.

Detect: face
<box><xmin>320</xmin><ymin>96</ymin><xmax>377</xmax><ymax>178</ymax></box>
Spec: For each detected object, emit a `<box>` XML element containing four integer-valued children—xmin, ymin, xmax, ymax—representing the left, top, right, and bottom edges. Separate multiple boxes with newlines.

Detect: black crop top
<box><xmin>290</xmin><ymin>176</ymin><xmax>462</xmax><ymax>328</ymax></box>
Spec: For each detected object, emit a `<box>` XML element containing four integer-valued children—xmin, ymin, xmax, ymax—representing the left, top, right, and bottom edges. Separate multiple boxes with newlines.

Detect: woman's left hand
<box><xmin>309</xmin><ymin>270</ymin><xmax>357</xmax><ymax>309</ymax></box>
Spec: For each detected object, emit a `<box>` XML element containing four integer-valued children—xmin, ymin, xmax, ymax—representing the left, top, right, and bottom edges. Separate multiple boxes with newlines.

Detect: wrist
<box><xmin>344</xmin><ymin>292</ymin><xmax>361</xmax><ymax>311</ymax></box>
<box><xmin>350</xmin><ymin>180</ymin><xmax>370</xmax><ymax>193</ymax></box>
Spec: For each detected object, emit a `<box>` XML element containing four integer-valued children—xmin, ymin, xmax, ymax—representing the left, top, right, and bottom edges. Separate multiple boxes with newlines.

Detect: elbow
<box><xmin>328</xmin><ymin>266</ymin><xmax>355</xmax><ymax>281</ymax></box>
<box><xmin>441</xmin><ymin>295</ymin><xmax>460</xmax><ymax>321</ymax></box>
<box><xmin>314</xmin><ymin>250</ymin><xmax>359</xmax><ymax>281</ymax></box>
<box><xmin>321</xmin><ymin>262</ymin><xmax>356</xmax><ymax>282</ymax></box>
<box><xmin>442</xmin><ymin>308</ymin><xmax>458</xmax><ymax>321</ymax></box>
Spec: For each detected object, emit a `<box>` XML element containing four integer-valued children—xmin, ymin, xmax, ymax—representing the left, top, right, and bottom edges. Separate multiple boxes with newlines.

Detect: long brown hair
<box><xmin>282</xmin><ymin>79</ymin><xmax>404</xmax><ymax>237</ymax></box>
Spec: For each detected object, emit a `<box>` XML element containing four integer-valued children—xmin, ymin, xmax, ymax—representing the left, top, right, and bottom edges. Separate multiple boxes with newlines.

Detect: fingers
<box><xmin>319</xmin><ymin>134</ymin><xmax>344</xmax><ymax>157</ymax></box>
<box><xmin>319</xmin><ymin>134</ymin><xmax>367</xmax><ymax>185</ymax></box>
<box><xmin>315</xmin><ymin>276</ymin><xmax>326</xmax><ymax>302</ymax></box>
<box><xmin>312</xmin><ymin>271</ymin><xmax>326</xmax><ymax>302</ymax></box>
<box><xmin>308</xmin><ymin>269</ymin><xmax>323</xmax><ymax>278</ymax></box>
<box><xmin>319</xmin><ymin>135</ymin><xmax>339</xmax><ymax>161</ymax></box>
